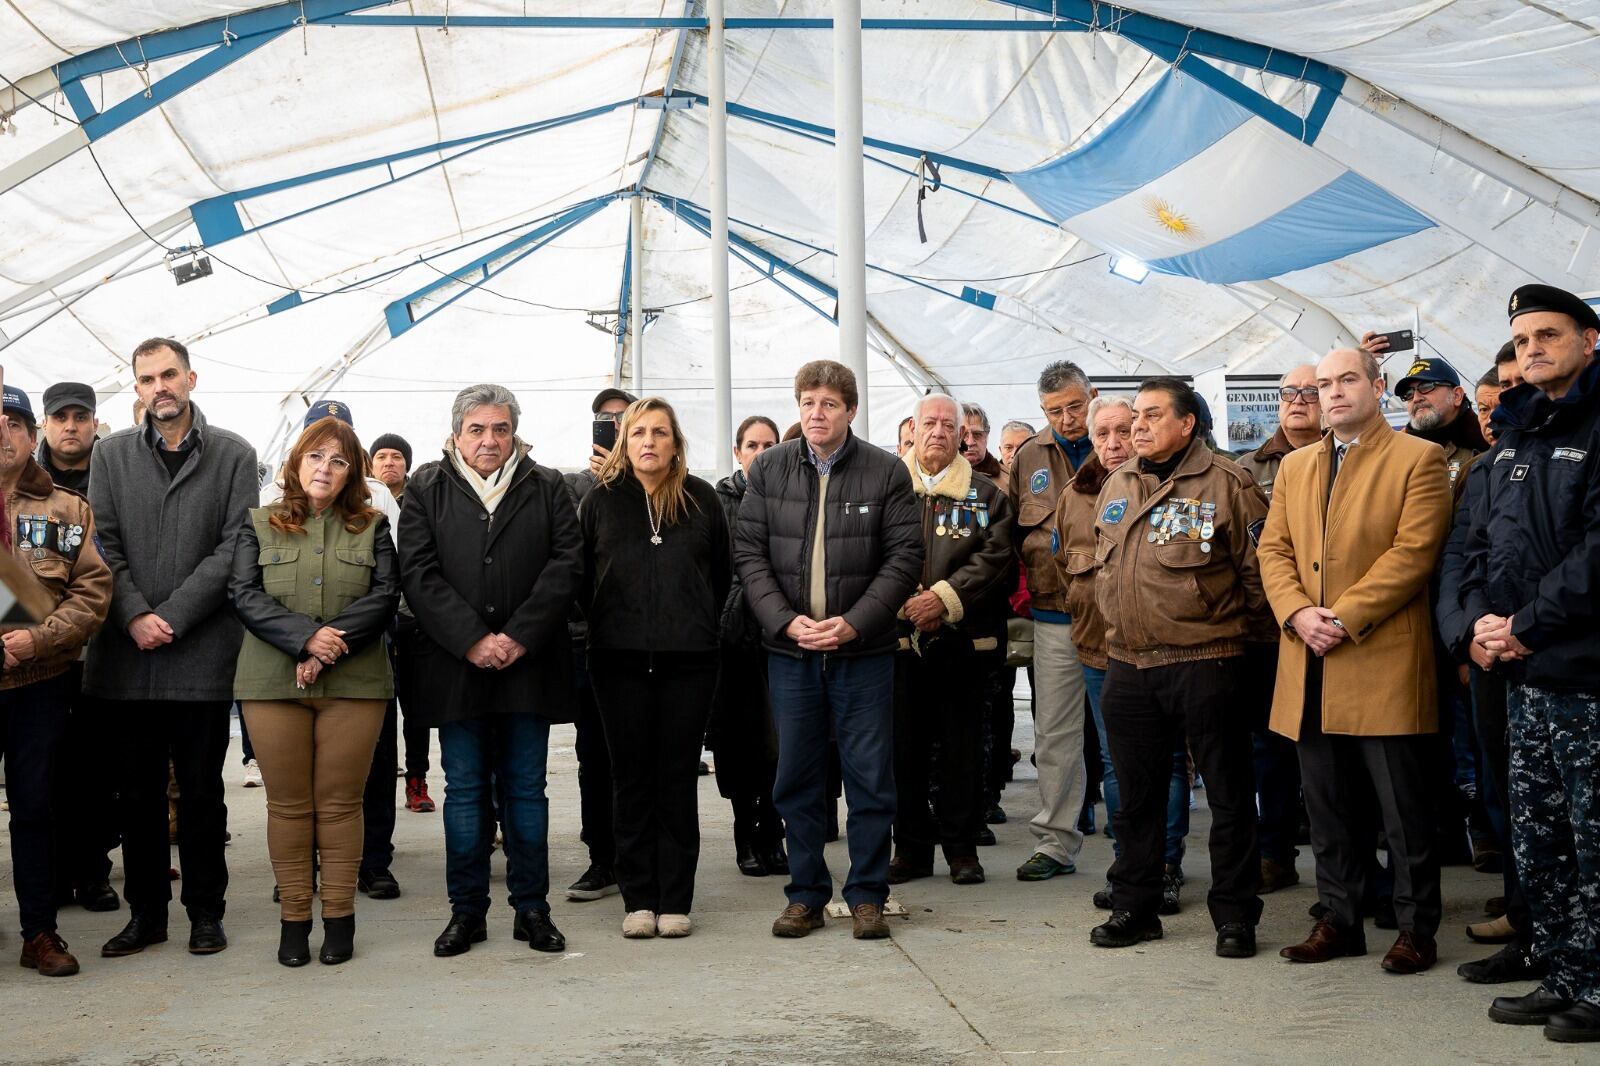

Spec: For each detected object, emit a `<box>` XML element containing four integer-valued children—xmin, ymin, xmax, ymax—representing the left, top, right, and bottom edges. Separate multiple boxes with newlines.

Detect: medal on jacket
<box><xmin>1147</xmin><ymin>501</ymin><xmax>1165</xmax><ymax>543</ymax></box>
<box><xmin>24</xmin><ymin>515</ymin><xmax>48</xmax><ymax>559</ymax></box>
<box><xmin>58</xmin><ymin>523</ymin><xmax>85</xmax><ymax>559</ymax></box>
<box><xmin>960</xmin><ymin>504</ymin><xmax>973</xmax><ymax>537</ymax></box>
<box><xmin>1199</xmin><ymin>501</ymin><xmax>1216</xmax><ymax>543</ymax></box>
<box><xmin>935</xmin><ymin>504</ymin><xmax>948</xmax><ymax>537</ymax></box>
<box><xmin>976</xmin><ymin>502</ymin><xmax>989</xmax><ymax>530</ymax></box>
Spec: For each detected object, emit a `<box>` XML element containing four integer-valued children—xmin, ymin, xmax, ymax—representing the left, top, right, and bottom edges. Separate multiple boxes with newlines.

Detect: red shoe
<box><xmin>405</xmin><ymin>776</ymin><xmax>436</xmax><ymax>813</ymax></box>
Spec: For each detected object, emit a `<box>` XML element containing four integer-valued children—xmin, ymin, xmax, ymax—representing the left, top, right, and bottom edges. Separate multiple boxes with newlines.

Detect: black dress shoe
<box><xmin>985</xmin><ymin>804</ymin><xmax>1007</xmax><ymax>825</ymax></box>
<box><xmin>1090</xmin><ymin>910</ymin><xmax>1163</xmax><ymax>948</ymax></box>
<box><xmin>278</xmin><ymin>920</ymin><xmax>313</xmax><ymax>967</ymax></box>
<box><xmin>319</xmin><ymin>915</ymin><xmax>355</xmax><ymax>965</ymax></box>
<box><xmin>101</xmin><ymin>915</ymin><xmax>169</xmax><ymax>957</ymax></box>
<box><xmin>76</xmin><ymin>880</ymin><xmax>121</xmax><ymax>913</ymax></box>
<box><xmin>188</xmin><ymin>917</ymin><xmax>228</xmax><ymax>955</ymax></box>
<box><xmin>433</xmin><ymin>913</ymin><xmax>487</xmax><ymax>957</ymax></box>
<box><xmin>512</xmin><ymin>910</ymin><xmax>566</xmax><ymax>953</ymax></box>
<box><xmin>759</xmin><ymin>846</ymin><xmax>789</xmax><ymax>876</ymax></box>
<box><xmin>976</xmin><ymin>826</ymin><xmax>997</xmax><ymax>847</ymax></box>
<box><xmin>1545</xmin><ymin>1002</ymin><xmax>1600</xmax><ymax>1043</ymax></box>
<box><xmin>1489</xmin><ymin>987</ymin><xmax>1574</xmax><ymax>1026</ymax></box>
<box><xmin>1216</xmin><ymin>922</ymin><xmax>1257</xmax><ymax>959</ymax></box>
<box><xmin>736</xmin><ymin>842</ymin><xmax>768</xmax><ymax>877</ymax></box>
<box><xmin>1092</xmin><ymin>883</ymin><xmax>1113</xmax><ymax>910</ymax></box>
<box><xmin>358</xmin><ymin>868</ymin><xmax>402</xmax><ymax>900</ymax></box>
<box><xmin>1458</xmin><ymin>943</ymin><xmax>1548</xmax><ymax>984</ymax></box>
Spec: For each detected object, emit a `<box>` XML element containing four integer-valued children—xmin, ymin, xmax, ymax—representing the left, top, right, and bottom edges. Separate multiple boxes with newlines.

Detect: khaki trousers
<box><xmin>240</xmin><ymin>698</ymin><xmax>386</xmax><ymax>921</ymax></box>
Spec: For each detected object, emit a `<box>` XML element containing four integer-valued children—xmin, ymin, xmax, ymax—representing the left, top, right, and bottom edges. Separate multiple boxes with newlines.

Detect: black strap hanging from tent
<box><xmin>915</xmin><ymin>154</ymin><xmax>942</xmax><ymax>244</ymax></box>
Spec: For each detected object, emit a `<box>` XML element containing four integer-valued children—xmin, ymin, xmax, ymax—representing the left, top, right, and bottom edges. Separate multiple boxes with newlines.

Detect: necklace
<box><xmin>644</xmin><ymin>492</ymin><xmax>663</xmax><ymax>546</ymax></box>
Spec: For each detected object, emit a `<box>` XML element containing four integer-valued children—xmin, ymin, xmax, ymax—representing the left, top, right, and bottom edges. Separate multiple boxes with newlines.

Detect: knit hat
<box><xmin>369</xmin><ymin>432</ymin><xmax>413</xmax><ymax>469</ymax></box>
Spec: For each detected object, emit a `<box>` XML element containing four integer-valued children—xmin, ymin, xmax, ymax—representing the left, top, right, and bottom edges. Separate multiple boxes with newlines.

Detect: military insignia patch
<box><xmin>1495</xmin><ymin>448</ymin><xmax>1516</xmax><ymax>464</ymax></box>
<box><xmin>1554</xmin><ymin>447</ymin><xmax>1587</xmax><ymax>462</ymax></box>
<box><xmin>1028</xmin><ymin>468</ymin><xmax>1049</xmax><ymax>495</ymax></box>
<box><xmin>1247</xmin><ymin>517</ymin><xmax>1266</xmax><ymax>547</ymax></box>
<box><xmin>1100</xmin><ymin>498</ymin><xmax>1128</xmax><ymax>524</ymax></box>
<box><xmin>1511</xmin><ymin>464</ymin><xmax>1529</xmax><ymax>482</ymax></box>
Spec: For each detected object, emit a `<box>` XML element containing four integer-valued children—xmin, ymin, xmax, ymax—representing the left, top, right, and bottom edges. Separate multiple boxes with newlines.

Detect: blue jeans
<box><xmin>768</xmin><ymin>651</ymin><xmax>895</xmax><ymax>910</ymax></box>
<box><xmin>1085</xmin><ymin>665</ymin><xmax>1188</xmax><ymax>867</ymax></box>
<box><xmin>438</xmin><ymin>713</ymin><xmax>551</xmax><ymax>917</ymax></box>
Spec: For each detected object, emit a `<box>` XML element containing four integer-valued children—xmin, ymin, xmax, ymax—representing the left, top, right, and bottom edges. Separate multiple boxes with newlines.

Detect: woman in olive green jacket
<box><xmin>230</xmin><ymin>417</ymin><xmax>399</xmax><ymax>968</ymax></box>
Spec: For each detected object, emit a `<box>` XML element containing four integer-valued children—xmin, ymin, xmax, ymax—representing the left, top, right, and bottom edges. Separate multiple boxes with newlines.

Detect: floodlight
<box><xmin>1108</xmin><ymin>256</ymin><xmax>1150</xmax><ymax>284</ymax></box>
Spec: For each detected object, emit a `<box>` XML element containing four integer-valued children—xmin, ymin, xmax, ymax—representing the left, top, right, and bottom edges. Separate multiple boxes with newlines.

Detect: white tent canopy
<box><xmin>2</xmin><ymin>1</ymin><xmax>1596</xmax><ymax>467</ymax></box>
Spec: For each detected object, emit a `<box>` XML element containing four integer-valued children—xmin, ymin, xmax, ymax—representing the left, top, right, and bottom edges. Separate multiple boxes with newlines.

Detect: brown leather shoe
<box><xmin>887</xmin><ymin>856</ymin><xmax>932</xmax><ymax>884</ymax></box>
<box><xmin>851</xmin><ymin>903</ymin><xmax>891</xmax><ymax>940</ymax></box>
<box><xmin>771</xmin><ymin>903</ymin><xmax>825</xmax><ymax>938</ymax></box>
<box><xmin>1380</xmin><ymin>931</ymin><xmax>1437</xmax><ymax>974</ymax></box>
<box><xmin>949</xmin><ymin>857</ymin><xmax>986</xmax><ymax>885</ymax></box>
<box><xmin>20</xmin><ymin>932</ymin><xmax>80</xmax><ymax>977</ymax></box>
<box><xmin>1279</xmin><ymin>919</ymin><xmax>1367</xmax><ymax>963</ymax></box>
<box><xmin>1260</xmin><ymin>857</ymin><xmax>1300</xmax><ymax>893</ymax></box>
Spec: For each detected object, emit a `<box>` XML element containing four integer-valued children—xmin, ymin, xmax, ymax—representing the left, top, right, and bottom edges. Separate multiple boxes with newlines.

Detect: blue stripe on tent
<box><xmin>960</xmin><ymin>286</ymin><xmax>997</xmax><ymax>310</ymax></box>
<box><xmin>1007</xmin><ymin>70</ymin><xmax>1254</xmax><ymax>220</ymax></box>
<box><xmin>1145</xmin><ymin>170</ymin><xmax>1434</xmax><ymax>284</ymax></box>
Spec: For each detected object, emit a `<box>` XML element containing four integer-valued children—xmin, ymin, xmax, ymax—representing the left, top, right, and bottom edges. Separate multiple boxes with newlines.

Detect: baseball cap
<box><xmin>591</xmin><ymin>387</ymin><xmax>638</xmax><ymax>416</ymax></box>
<box><xmin>3</xmin><ymin>385</ymin><xmax>35</xmax><ymax>425</ymax></box>
<box><xmin>43</xmin><ymin>382</ymin><xmax>96</xmax><ymax>417</ymax></box>
<box><xmin>305</xmin><ymin>399</ymin><xmax>354</xmax><ymax>428</ymax></box>
<box><xmin>1394</xmin><ymin>357</ymin><xmax>1461</xmax><ymax>398</ymax></box>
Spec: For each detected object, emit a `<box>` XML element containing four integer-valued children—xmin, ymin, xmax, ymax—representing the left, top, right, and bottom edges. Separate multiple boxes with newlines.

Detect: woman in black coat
<box><xmin>710</xmin><ymin>415</ymin><xmax>787</xmax><ymax>877</ymax></box>
<box><xmin>580</xmin><ymin>397</ymin><xmax>731</xmax><ymax>940</ymax></box>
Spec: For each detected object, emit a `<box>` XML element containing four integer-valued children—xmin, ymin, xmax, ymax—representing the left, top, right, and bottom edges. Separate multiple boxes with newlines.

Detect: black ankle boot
<box><xmin>278</xmin><ymin>920</ymin><xmax>313</xmax><ymax>967</ymax></box>
<box><xmin>732</xmin><ymin>800</ymin><xmax>768</xmax><ymax>876</ymax></box>
<box><xmin>319</xmin><ymin>915</ymin><xmax>355</xmax><ymax>965</ymax></box>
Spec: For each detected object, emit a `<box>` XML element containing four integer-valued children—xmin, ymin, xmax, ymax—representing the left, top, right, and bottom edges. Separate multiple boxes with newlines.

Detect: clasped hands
<box><xmin>784</xmin><ymin>615</ymin><xmax>860</xmax><ymax>652</ymax></box>
<box><xmin>1288</xmin><ymin>606</ymin><xmax>1345</xmax><ymax>657</ymax></box>
<box><xmin>902</xmin><ymin>589</ymin><xmax>947</xmax><ymax>634</ymax></box>
<box><xmin>1469</xmin><ymin>614</ymin><xmax>1531</xmax><ymax>671</ymax></box>
<box><xmin>466</xmin><ymin>632</ymin><xmax>528</xmax><ymax>670</ymax></box>
<box><xmin>297</xmin><ymin>625</ymin><xmax>349</xmax><ymax>688</ymax></box>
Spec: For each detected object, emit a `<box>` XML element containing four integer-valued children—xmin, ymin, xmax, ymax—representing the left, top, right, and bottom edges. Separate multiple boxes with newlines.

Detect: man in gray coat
<box><xmin>86</xmin><ymin>338</ymin><xmax>258</xmax><ymax>958</ymax></box>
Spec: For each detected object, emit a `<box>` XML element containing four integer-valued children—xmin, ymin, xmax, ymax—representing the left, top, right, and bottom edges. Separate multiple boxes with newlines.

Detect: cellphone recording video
<box><xmin>592</xmin><ymin>417</ymin><xmax>618</xmax><ymax>452</ymax></box>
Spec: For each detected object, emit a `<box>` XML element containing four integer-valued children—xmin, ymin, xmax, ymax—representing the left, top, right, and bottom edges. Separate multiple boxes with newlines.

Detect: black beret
<box><xmin>1507</xmin><ymin>284</ymin><xmax>1600</xmax><ymax>332</ymax></box>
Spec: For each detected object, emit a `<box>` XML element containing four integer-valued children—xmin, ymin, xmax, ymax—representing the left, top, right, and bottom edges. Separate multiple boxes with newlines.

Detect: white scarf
<box><xmin>448</xmin><ymin>442</ymin><xmax>519</xmax><ymax>514</ymax></box>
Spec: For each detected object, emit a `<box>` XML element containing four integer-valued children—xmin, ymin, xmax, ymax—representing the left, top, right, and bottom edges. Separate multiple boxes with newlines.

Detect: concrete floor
<box><xmin>0</xmin><ymin>707</ymin><xmax>1586</xmax><ymax>1066</ymax></box>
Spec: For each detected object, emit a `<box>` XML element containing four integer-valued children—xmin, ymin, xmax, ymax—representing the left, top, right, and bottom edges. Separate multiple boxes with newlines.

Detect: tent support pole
<box><xmin>834</xmin><ymin>0</ymin><xmax>869</xmax><ymax>437</ymax></box>
<box><xmin>630</xmin><ymin>193</ymin><xmax>645</xmax><ymax>395</ymax></box>
<box><xmin>710</xmin><ymin>0</ymin><xmax>734</xmax><ymax>477</ymax></box>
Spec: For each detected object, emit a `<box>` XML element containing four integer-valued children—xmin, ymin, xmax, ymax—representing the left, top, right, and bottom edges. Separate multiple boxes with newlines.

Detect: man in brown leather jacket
<box><xmin>0</xmin><ymin>385</ymin><xmax>113</xmax><ymax>977</ymax></box>
<box><xmin>1004</xmin><ymin>361</ymin><xmax>1097</xmax><ymax>882</ymax></box>
<box><xmin>1089</xmin><ymin>377</ymin><xmax>1268</xmax><ymax>959</ymax></box>
<box><xmin>888</xmin><ymin>394</ymin><xmax>1014</xmax><ymax>887</ymax></box>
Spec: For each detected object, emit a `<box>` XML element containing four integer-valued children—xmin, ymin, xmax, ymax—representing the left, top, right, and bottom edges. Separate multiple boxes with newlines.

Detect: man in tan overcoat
<box><xmin>1257</xmin><ymin>347</ymin><xmax>1453</xmax><ymax>976</ymax></box>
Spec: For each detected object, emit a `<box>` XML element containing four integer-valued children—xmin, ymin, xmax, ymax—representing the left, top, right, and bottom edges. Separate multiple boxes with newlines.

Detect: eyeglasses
<box><xmin>1279</xmin><ymin>386</ymin><xmax>1319</xmax><ymax>404</ymax></box>
<box><xmin>305</xmin><ymin>450</ymin><xmax>352</xmax><ymax>472</ymax></box>
<box><xmin>1042</xmin><ymin>401</ymin><xmax>1088</xmax><ymax>420</ymax></box>
<box><xmin>1397</xmin><ymin>380</ymin><xmax>1444</xmax><ymax>402</ymax></box>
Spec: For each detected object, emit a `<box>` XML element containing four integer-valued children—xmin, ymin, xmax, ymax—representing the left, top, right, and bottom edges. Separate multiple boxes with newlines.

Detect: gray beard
<box><xmin>1408</xmin><ymin>407</ymin><xmax>1443</xmax><ymax>433</ymax></box>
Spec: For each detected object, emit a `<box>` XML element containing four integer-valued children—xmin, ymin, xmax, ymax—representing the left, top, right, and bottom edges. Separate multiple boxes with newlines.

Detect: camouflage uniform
<box><xmin>1508</xmin><ymin>684</ymin><xmax>1600</xmax><ymax>1007</ymax></box>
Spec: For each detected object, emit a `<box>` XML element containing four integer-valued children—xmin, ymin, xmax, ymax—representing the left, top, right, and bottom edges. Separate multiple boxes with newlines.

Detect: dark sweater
<box><xmin>579</xmin><ymin>473</ymin><xmax>732</xmax><ymax>654</ymax></box>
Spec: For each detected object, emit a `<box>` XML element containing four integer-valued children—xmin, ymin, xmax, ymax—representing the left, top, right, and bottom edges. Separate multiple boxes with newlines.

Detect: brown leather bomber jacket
<box><xmin>1092</xmin><ymin>438</ymin><xmax>1270</xmax><ymax>668</ymax></box>
<box><xmin>1051</xmin><ymin>454</ymin><xmax>1111</xmax><ymax>670</ymax></box>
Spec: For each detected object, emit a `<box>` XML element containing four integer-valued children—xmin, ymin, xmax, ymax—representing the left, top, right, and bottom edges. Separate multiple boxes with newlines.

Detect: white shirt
<box><xmin>917</xmin><ymin>459</ymin><xmax>951</xmax><ymax>494</ymax></box>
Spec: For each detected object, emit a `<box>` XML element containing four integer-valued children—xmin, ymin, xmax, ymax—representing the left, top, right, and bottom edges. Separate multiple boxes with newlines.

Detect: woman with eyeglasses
<box><xmin>230</xmin><ymin>416</ymin><xmax>400</xmax><ymax>967</ymax></box>
<box><xmin>579</xmin><ymin>398</ymin><xmax>731</xmax><ymax>939</ymax></box>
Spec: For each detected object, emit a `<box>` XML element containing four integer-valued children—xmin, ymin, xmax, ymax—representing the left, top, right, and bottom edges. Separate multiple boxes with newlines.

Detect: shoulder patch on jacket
<box><xmin>1553</xmin><ymin>447</ymin><xmax>1587</xmax><ymax>462</ymax></box>
<box><xmin>1495</xmin><ymin>448</ymin><xmax>1516</xmax><ymax>463</ymax></box>
<box><xmin>1247</xmin><ymin>518</ymin><xmax>1266</xmax><ymax>547</ymax></box>
<box><xmin>1100</xmin><ymin>498</ymin><xmax>1128</xmax><ymax>524</ymax></box>
<box><xmin>1028</xmin><ymin>468</ymin><xmax>1049</xmax><ymax>495</ymax></box>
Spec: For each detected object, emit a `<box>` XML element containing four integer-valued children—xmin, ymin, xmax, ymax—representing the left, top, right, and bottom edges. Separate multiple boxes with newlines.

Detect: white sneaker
<box><xmin>656</xmin><ymin>913</ymin><xmax>692</xmax><ymax>938</ymax></box>
<box><xmin>622</xmin><ymin>910</ymin><xmax>658</xmax><ymax>938</ymax></box>
<box><xmin>243</xmin><ymin>760</ymin><xmax>263</xmax><ymax>788</ymax></box>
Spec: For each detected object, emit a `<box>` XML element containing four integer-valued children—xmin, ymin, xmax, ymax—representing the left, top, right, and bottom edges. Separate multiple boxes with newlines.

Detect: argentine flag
<box><xmin>1008</xmin><ymin>71</ymin><xmax>1434</xmax><ymax>285</ymax></box>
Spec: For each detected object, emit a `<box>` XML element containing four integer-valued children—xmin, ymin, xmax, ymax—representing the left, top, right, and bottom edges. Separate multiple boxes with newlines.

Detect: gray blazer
<box><xmin>84</xmin><ymin>403</ymin><xmax>260</xmax><ymax>702</ymax></box>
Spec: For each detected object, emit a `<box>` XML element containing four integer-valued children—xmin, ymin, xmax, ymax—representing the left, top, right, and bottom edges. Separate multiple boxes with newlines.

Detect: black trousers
<box><xmin>361</xmin><ymin>697</ymin><xmax>400</xmax><ymax>874</ymax></box>
<box><xmin>572</xmin><ymin>644</ymin><xmax>615</xmax><ymax>870</ymax></box>
<box><xmin>982</xmin><ymin>665</ymin><xmax>1017</xmax><ymax>805</ymax></box>
<box><xmin>2</xmin><ymin>674</ymin><xmax>71</xmax><ymax>938</ymax></box>
<box><xmin>1101</xmin><ymin>657</ymin><xmax>1261</xmax><ymax>928</ymax></box>
<box><xmin>392</xmin><ymin>624</ymin><xmax>432</xmax><ymax>778</ymax></box>
<box><xmin>1470</xmin><ymin>666</ymin><xmax>1530</xmax><ymax>942</ymax></box>
<box><xmin>893</xmin><ymin>649</ymin><xmax>986</xmax><ymax>864</ymax></box>
<box><xmin>51</xmin><ymin>666</ymin><xmax>120</xmax><ymax>888</ymax></box>
<box><xmin>1297</xmin><ymin>661</ymin><xmax>1441</xmax><ymax>938</ymax></box>
<box><xmin>111</xmin><ymin>699</ymin><xmax>232</xmax><ymax>922</ymax></box>
<box><xmin>592</xmin><ymin>653</ymin><xmax>718</xmax><ymax>914</ymax></box>
<box><xmin>709</xmin><ymin>649</ymin><xmax>782</xmax><ymax>850</ymax></box>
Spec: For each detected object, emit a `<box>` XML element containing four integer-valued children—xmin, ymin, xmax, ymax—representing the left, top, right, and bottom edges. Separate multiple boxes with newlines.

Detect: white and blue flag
<box><xmin>1008</xmin><ymin>71</ymin><xmax>1434</xmax><ymax>285</ymax></box>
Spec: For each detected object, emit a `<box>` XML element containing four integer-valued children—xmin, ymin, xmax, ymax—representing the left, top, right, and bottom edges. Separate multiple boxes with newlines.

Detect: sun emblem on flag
<box><xmin>1144</xmin><ymin>196</ymin><xmax>1201</xmax><ymax>241</ymax></box>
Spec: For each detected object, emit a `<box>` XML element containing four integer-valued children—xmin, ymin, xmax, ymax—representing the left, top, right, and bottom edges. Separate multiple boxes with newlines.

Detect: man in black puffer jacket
<box><xmin>735</xmin><ymin>360</ymin><xmax>922</xmax><ymax>941</ymax></box>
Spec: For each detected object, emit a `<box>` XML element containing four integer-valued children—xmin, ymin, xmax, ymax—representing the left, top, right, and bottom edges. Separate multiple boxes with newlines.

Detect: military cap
<box><xmin>1507</xmin><ymin>284</ymin><xmax>1600</xmax><ymax>332</ymax></box>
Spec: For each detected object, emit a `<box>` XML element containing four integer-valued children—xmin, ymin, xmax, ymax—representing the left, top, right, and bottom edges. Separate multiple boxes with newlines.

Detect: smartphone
<box><xmin>592</xmin><ymin>418</ymin><xmax>618</xmax><ymax>452</ymax></box>
<box><xmin>1372</xmin><ymin>329</ymin><xmax>1415</xmax><ymax>354</ymax></box>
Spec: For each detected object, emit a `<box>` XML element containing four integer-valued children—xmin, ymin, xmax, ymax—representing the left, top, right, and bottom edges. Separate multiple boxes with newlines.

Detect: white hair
<box><xmin>914</xmin><ymin>392</ymin><xmax>961</xmax><ymax>423</ymax></box>
<box><xmin>1087</xmin><ymin>394</ymin><xmax>1133</xmax><ymax>425</ymax></box>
